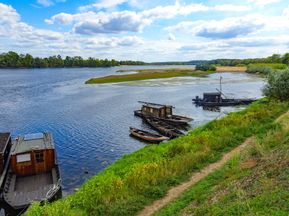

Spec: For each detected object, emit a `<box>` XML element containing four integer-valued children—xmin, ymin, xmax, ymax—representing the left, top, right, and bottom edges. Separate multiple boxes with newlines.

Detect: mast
<box><xmin>219</xmin><ymin>75</ymin><xmax>222</xmax><ymax>93</ymax></box>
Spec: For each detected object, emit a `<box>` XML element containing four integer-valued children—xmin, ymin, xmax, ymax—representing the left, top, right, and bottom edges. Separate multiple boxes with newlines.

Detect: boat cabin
<box><xmin>0</xmin><ymin>133</ymin><xmax>12</xmax><ymax>174</ymax></box>
<box><xmin>10</xmin><ymin>133</ymin><xmax>56</xmax><ymax>176</ymax></box>
<box><xmin>140</xmin><ymin>102</ymin><xmax>173</xmax><ymax>118</ymax></box>
<box><xmin>203</xmin><ymin>92</ymin><xmax>222</xmax><ymax>102</ymax></box>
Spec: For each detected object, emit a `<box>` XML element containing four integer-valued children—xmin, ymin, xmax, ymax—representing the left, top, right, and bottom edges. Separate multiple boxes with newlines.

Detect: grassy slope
<box><xmin>85</xmin><ymin>69</ymin><xmax>213</xmax><ymax>84</ymax></box>
<box><xmin>26</xmin><ymin>99</ymin><xmax>289</xmax><ymax>216</ymax></box>
<box><xmin>155</xmin><ymin>111</ymin><xmax>289</xmax><ymax>216</ymax></box>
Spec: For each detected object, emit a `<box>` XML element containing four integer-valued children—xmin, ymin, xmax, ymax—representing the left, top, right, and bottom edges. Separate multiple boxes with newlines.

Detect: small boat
<box><xmin>193</xmin><ymin>92</ymin><xmax>256</xmax><ymax>107</ymax></box>
<box><xmin>134</xmin><ymin>101</ymin><xmax>193</xmax><ymax>126</ymax></box>
<box><xmin>129</xmin><ymin>127</ymin><xmax>169</xmax><ymax>143</ymax></box>
<box><xmin>144</xmin><ymin>117</ymin><xmax>184</xmax><ymax>138</ymax></box>
<box><xmin>2</xmin><ymin>132</ymin><xmax>62</xmax><ymax>214</ymax></box>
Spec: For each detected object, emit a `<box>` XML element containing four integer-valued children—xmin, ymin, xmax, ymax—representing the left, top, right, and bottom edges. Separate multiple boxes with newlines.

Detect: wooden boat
<box><xmin>2</xmin><ymin>132</ymin><xmax>62</xmax><ymax>214</ymax></box>
<box><xmin>134</xmin><ymin>101</ymin><xmax>193</xmax><ymax>126</ymax></box>
<box><xmin>144</xmin><ymin>117</ymin><xmax>184</xmax><ymax>138</ymax></box>
<box><xmin>192</xmin><ymin>92</ymin><xmax>256</xmax><ymax>107</ymax></box>
<box><xmin>129</xmin><ymin>127</ymin><xmax>169</xmax><ymax>143</ymax></box>
<box><xmin>0</xmin><ymin>133</ymin><xmax>12</xmax><ymax>187</ymax></box>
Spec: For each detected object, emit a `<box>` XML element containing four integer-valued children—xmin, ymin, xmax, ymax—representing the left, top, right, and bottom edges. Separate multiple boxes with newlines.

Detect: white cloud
<box><xmin>214</xmin><ymin>4</ymin><xmax>251</xmax><ymax>12</ymax></box>
<box><xmin>79</xmin><ymin>0</ymin><xmax>128</xmax><ymax>11</ymax></box>
<box><xmin>166</xmin><ymin>15</ymin><xmax>265</xmax><ymax>39</ymax></box>
<box><xmin>247</xmin><ymin>0</ymin><xmax>281</xmax><ymax>7</ymax></box>
<box><xmin>0</xmin><ymin>3</ymin><xmax>20</xmax><ymax>24</ymax></box>
<box><xmin>46</xmin><ymin>2</ymin><xmax>254</xmax><ymax>35</ymax></box>
<box><xmin>45</xmin><ymin>2</ymin><xmax>210</xmax><ymax>34</ymax></box>
<box><xmin>45</xmin><ymin>13</ymin><xmax>73</xmax><ymax>25</ymax></box>
<box><xmin>168</xmin><ymin>33</ymin><xmax>176</xmax><ymax>41</ymax></box>
<box><xmin>73</xmin><ymin>11</ymin><xmax>151</xmax><ymax>34</ymax></box>
<box><xmin>37</xmin><ymin>0</ymin><xmax>54</xmax><ymax>7</ymax></box>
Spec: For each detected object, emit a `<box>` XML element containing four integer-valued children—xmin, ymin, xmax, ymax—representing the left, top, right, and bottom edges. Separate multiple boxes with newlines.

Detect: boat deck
<box><xmin>4</xmin><ymin>169</ymin><xmax>58</xmax><ymax>209</ymax></box>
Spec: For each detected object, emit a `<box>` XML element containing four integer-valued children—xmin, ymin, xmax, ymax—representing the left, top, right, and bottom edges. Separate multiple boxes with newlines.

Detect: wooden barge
<box><xmin>129</xmin><ymin>127</ymin><xmax>169</xmax><ymax>143</ymax></box>
<box><xmin>134</xmin><ymin>101</ymin><xmax>193</xmax><ymax>126</ymax></box>
<box><xmin>193</xmin><ymin>92</ymin><xmax>256</xmax><ymax>107</ymax></box>
<box><xmin>144</xmin><ymin>117</ymin><xmax>184</xmax><ymax>138</ymax></box>
<box><xmin>2</xmin><ymin>132</ymin><xmax>62</xmax><ymax>214</ymax></box>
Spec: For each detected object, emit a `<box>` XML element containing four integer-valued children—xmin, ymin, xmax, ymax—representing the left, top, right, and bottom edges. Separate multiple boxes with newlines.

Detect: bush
<box><xmin>263</xmin><ymin>69</ymin><xmax>289</xmax><ymax>100</ymax></box>
<box><xmin>196</xmin><ymin>64</ymin><xmax>216</xmax><ymax>71</ymax></box>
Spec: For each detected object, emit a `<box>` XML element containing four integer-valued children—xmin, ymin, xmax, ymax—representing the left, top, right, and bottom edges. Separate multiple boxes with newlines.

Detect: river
<box><xmin>0</xmin><ymin>66</ymin><xmax>265</xmax><ymax>195</ymax></box>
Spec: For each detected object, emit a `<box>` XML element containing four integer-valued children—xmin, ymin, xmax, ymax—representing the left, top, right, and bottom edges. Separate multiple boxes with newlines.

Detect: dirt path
<box><xmin>137</xmin><ymin>137</ymin><xmax>255</xmax><ymax>216</ymax></box>
<box><xmin>137</xmin><ymin>110</ymin><xmax>289</xmax><ymax>216</ymax></box>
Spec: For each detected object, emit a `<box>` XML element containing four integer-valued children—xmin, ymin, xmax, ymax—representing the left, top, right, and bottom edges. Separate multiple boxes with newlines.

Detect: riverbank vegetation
<box><xmin>0</xmin><ymin>51</ymin><xmax>145</xmax><ymax>68</ymax></box>
<box><xmin>85</xmin><ymin>68</ymin><xmax>213</xmax><ymax>84</ymax></box>
<box><xmin>27</xmin><ymin>99</ymin><xmax>289</xmax><ymax>215</ymax></box>
<box><xmin>263</xmin><ymin>68</ymin><xmax>289</xmax><ymax>100</ymax></box>
<box><xmin>195</xmin><ymin>64</ymin><xmax>216</xmax><ymax>71</ymax></box>
<box><xmin>155</xmin><ymin>111</ymin><xmax>289</xmax><ymax>216</ymax></box>
<box><xmin>198</xmin><ymin>53</ymin><xmax>289</xmax><ymax>67</ymax></box>
<box><xmin>246</xmin><ymin>63</ymin><xmax>288</xmax><ymax>74</ymax></box>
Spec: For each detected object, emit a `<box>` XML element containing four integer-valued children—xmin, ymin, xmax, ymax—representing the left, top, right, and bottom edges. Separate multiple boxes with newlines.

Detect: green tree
<box><xmin>263</xmin><ymin>69</ymin><xmax>289</xmax><ymax>100</ymax></box>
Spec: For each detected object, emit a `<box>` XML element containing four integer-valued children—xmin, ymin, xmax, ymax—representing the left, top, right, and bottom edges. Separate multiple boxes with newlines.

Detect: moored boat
<box><xmin>192</xmin><ymin>92</ymin><xmax>256</xmax><ymax>107</ymax></box>
<box><xmin>2</xmin><ymin>132</ymin><xmax>62</xmax><ymax>214</ymax></box>
<box><xmin>129</xmin><ymin>127</ymin><xmax>169</xmax><ymax>143</ymax></box>
<box><xmin>144</xmin><ymin>117</ymin><xmax>184</xmax><ymax>138</ymax></box>
<box><xmin>134</xmin><ymin>101</ymin><xmax>193</xmax><ymax>126</ymax></box>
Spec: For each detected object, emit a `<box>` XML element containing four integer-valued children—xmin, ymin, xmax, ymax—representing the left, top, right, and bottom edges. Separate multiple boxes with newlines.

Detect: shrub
<box><xmin>263</xmin><ymin>69</ymin><xmax>289</xmax><ymax>100</ymax></box>
<box><xmin>196</xmin><ymin>64</ymin><xmax>216</xmax><ymax>71</ymax></box>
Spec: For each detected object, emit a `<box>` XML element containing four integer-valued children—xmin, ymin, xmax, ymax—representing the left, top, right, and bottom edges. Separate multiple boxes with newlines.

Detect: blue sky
<box><xmin>0</xmin><ymin>0</ymin><xmax>289</xmax><ymax>61</ymax></box>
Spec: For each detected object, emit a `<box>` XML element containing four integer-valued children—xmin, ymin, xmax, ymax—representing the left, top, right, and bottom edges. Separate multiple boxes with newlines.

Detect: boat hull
<box><xmin>144</xmin><ymin>117</ymin><xmax>184</xmax><ymax>138</ymax></box>
<box><xmin>129</xmin><ymin>127</ymin><xmax>169</xmax><ymax>143</ymax></box>
<box><xmin>193</xmin><ymin>98</ymin><xmax>256</xmax><ymax>107</ymax></box>
<box><xmin>134</xmin><ymin>110</ymin><xmax>192</xmax><ymax>126</ymax></box>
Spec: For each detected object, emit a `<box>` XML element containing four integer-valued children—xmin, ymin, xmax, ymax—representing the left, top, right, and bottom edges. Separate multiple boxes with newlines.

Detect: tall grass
<box><xmin>27</xmin><ymin>99</ymin><xmax>289</xmax><ymax>216</ymax></box>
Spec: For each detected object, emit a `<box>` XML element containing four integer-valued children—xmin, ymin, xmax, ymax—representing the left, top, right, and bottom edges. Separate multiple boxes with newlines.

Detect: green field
<box><xmin>155</xmin><ymin>111</ymin><xmax>289</xmax><ymax>216</ymax></box>
<box><xmin>26</xmin><ymin>99</ymin><xmax>289</xmax><ymax>216</ymax></box>
<box><xmin>85</xmin><ymin>69</ymin><xmax>213</xmax><ymax>84</ymax></box>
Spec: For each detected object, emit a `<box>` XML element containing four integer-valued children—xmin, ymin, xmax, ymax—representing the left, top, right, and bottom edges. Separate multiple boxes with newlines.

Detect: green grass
<box><xmin>26</xmin><ymin>99</ymin><xmax>289</xmax><ymax>216</ymax></box>
<box><xmin>85</xmin><ymin>69</ymin><xmax>213</xmax><ymax>84</ymax></box>
<box><xmin>155</xmin><ymin>111</ymin><xmax>289</xmax><ymax>216</ymax></box>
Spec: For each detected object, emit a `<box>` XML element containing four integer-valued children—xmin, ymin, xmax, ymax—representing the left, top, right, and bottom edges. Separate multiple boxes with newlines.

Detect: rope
<box><xmin>46</xmin><ymin>179</ymin><xmax>61</xmax><ymax>199</ymax></box>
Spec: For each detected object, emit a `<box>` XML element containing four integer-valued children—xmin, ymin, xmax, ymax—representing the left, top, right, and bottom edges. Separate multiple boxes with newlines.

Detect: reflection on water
<box><xmin>0</xmin><ymin>66</ymin><xmax>265</xmax><ymax>195</ymax></box>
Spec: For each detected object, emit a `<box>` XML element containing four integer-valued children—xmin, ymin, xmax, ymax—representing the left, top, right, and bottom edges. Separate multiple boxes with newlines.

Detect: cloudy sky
<box><xmin>0</xmin><ymin>0</ymin><xmax>289</xmax><ymax>61</ymax></box>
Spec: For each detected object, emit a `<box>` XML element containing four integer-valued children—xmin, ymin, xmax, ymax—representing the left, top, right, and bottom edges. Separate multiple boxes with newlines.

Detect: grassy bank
<box><xmin>85</xmin><ymin>69</ymin><xmax>213</xmax><ymax>84</ymax></box>
<box><xmin>27</xmin><ymin>99</ymin><xmax>289</xmax><ymax>215</ymax></box>
<box><xmin>155</xmin><ymin>111</ymin><xmax>289</xmax><ymax>216</ymax></box>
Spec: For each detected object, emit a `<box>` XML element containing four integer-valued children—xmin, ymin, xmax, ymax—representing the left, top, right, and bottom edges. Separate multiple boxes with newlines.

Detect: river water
<box><xmin>0</xmin><ymin>66</ymin><xmax>265</xmax><ymax>195</ymax></box>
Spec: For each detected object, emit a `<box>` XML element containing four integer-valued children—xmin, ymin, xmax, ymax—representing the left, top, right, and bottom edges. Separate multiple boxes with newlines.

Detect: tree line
<box><xmin>0</xmin><ymin>51</ymin><xmax>145</xmax><ymax>68</ymax></box>
<box><xmin>207</xmin><ymin>53</ymin><xmax>289</xmax><ymax>66</ymax></box>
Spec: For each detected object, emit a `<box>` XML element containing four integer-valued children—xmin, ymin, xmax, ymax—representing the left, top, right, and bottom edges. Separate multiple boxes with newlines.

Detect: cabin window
<box><xmin>35</xmin><ymin>152</ymin><xmax>44</xmax><ymax>163</ymax></box>
<box><xmin>16</xmin><ymin>154</ymin><xmax>31</xmax><ymax>163</ymax></box>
